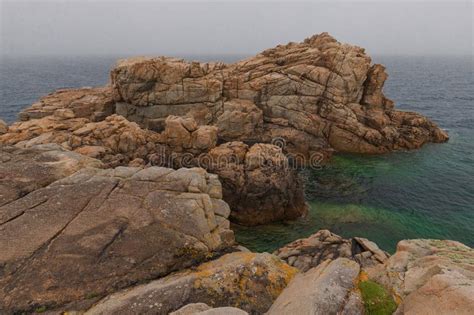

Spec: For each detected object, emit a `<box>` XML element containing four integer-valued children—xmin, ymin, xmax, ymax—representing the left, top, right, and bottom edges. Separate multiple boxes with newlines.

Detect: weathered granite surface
<box><xmin>85</xmin><ymin>252</ymin><xmax>297</xmax><ymax>315</ymax></box>
<box><xmin>0</xmin><ymin>159</ymin><xmax>234</xmax><ymax>313</ymax></box>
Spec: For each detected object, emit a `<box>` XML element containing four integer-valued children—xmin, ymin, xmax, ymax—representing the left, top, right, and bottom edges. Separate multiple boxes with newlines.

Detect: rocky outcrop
<box><xmin>267</xmin><ymin>258</ymin><xmax>364</xmax><ymax>315</ymax></box>
<box><xmin>274</xmin><ymin>229</ymin><xmax>389</xmax><ymax>271</ymax></box>
<box><xmin>18</xmin><ymin>86</ymin><xmax>114</xmax><ymax>122</ymax></box>
<box><xmin>0</xmin><ymin>164</ymin><xmax>234</xmax><ymax>313</ymax></box>
<box><xmin>0</xmin><ymin>144</ymin><xmax>103</xmax><ymax>206</ymax></box>
<box><xmin>0</xmin><ymin>32</ymin><xmax>449</xmax><ymax>226</ymax></box>
<box><xmin>85</xmin><ymin>252</ymin><xmax>297</xmax><ymax>315</ymax></box>
<box><xmin>111</xmin><ymin>32</ymin><xmax>448</xmax><ymax>157</ymax></box>
<box><xmin>0</xmin><ymin>114</ymin><xmax>163</xmax><ymax>167</ymax></box>
<box><xmin>367</xmin><ymin>239</ymin><xmax>474</xmax><ymax>315</ymax></box>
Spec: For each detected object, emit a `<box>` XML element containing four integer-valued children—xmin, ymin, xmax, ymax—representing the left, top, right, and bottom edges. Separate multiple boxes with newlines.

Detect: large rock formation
<box><xmin>0</xmin><ymin>157</ymin><xmax>234</xmax><ymax>313</ymax></box>
<box><xmin>367</xmin><ymin>239</ymin><xmax>474</xmax><ymax>315</ymax></box>
<box><xmin>110</xmin><ymin>32</ymin><xmax>448</xmax><ymax>157</ymax></box>
<box><xmin>84</xmin><ymin>252</ymin><xmax>297</xmax><ymax>315</ymax></box>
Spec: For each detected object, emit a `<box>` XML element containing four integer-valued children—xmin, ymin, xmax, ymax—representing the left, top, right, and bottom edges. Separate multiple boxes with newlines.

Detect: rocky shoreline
<box><xmin>1</xmin><ymin>33</ymin><xmax>472</xmax><ymax>314</ymax></box>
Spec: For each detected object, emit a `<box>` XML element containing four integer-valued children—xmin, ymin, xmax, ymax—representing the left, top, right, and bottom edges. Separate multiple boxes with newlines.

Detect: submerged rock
<box><xmin>0</xmin><ymin>163</ymin><xmax>234</xmax><ymax>313</ymax></box>
<box><xmin>85</xmin><ymin>252</ymin><xmax>297</xmax><ymax>315</ymax></box>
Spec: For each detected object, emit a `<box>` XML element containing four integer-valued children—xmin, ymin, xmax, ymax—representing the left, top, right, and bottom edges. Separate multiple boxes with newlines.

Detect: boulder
<box><xmin>207</xmin><ymin>142</ymin><xmax>307</xmax><ymax>225</ymax></box>
<box><xmin>0</xmin><ymin>165</ymin><xmax>234</xmax><ymax>313</ymax></box>
<box><xmin>367</xmin><ymin>239</ymin><xmax>474</xmax><ymax>315</ymax></box>
<box><xmin>267</xmin><ymin>258</ymin><xmax>364</xmax><ymax>315</ymax></box>
<box><xmin>84</xmin><ymin>252</ymin><xmax>297</xmax><ymax>315</ymax></box>
<box><xmin>110</xmin><ymin>33</ymin><xmax>448</xmax><ymax>156</ymax></box>
<box><xmin>274</xmin><ymin>229</ymin><xmax>389</xmax><ymax>271</ymax></box>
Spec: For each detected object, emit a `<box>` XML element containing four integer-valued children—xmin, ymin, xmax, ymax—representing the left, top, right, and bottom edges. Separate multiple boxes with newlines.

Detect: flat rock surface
<box><xmin>85</xmin><ymin>252</ymin><xmax>297</xmax><ymax>315</ymax></box>
<box><xmin>0</xmin><ymin>165</ymin><xmax>234</xmax><ymax>313</ymax></box>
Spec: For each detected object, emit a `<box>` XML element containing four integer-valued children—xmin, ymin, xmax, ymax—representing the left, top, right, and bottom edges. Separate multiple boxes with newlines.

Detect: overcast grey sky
<box><xmin>1</xmin><ymin>0</ymin><xmax>472</xmax><ymax>56</ymax></box>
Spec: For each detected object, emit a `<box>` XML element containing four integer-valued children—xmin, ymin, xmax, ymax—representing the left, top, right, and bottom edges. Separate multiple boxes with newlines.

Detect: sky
<box><xmin>0</xmin><ymin>0</ymin><xmax>472</xmax><ymax>57</ymax></box>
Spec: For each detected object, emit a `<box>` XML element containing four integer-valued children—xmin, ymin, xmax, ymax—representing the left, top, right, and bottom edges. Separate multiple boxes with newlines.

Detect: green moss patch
<box><xmin>359</xmin><ymin>280</ymin><xmax>397</xmax><ymax>315</ymax></box>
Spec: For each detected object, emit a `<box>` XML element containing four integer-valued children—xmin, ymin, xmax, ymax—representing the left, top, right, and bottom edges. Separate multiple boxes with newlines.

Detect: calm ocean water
<box><xmin>1</xmin><ymin>55</ymin><xmax>473</xmax><ymax>252</ymax></box>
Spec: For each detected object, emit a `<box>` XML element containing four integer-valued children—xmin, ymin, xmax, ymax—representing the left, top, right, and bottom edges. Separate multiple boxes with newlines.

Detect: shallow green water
<box><xmin>235</xmin><ymin>56</ymin><xmax>474</xmax><ymax>253</ymax></box>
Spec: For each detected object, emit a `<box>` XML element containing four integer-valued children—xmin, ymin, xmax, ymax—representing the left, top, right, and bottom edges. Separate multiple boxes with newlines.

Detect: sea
<box><xmin>1</xmin><ymin>54</ymin><xmax>473</xmax><ymax>253</ymax></box>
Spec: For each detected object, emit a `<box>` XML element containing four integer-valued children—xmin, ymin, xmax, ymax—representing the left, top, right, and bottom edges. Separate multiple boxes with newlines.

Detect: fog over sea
<box><xmin>1</xmin><ymin>55</ymin><xmax>472</xmax><ymax>252</ymax></box>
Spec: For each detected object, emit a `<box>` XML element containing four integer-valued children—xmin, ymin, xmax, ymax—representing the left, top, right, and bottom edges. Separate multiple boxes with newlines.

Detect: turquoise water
<box><xmin>1</xmin><ymin>55</ymin><xmax>473</xmax><ymax>253</ymax></box>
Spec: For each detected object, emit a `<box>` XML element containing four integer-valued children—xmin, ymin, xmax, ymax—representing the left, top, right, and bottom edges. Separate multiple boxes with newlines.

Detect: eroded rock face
<box><xmin>111</xmin><ymin>32</ymin><xmax>448</xmax><ymax>156</ymax></box>
<box><xmin>274</xmin><ymin>229</ymin><xmax>389</xmax><ymax>271</ymax></box>
<box><xmin>85</xmin><ymin>252</ymin><xmax>298</xmax><ymax>315</ymax></box>
<box><xmin>267</xmin><ymin>258</ymin><xmax>364</xmax><ymax>315</ymax></box>
<box><xmin>0</xmin><ymin>165</ymin><xmax>234</xmax><ymax>313</ymax></box>
<box><xmin>367</xmin><ymin>239</ymin><xmax>474</xmax><ymax>315</ymax></box>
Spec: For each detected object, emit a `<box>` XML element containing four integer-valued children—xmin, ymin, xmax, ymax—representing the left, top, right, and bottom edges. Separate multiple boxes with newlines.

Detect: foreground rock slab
<box><xmin>267</xmin><ymin>258</ymin><xmax>363</xmax><ymax>315</ymax></box>
<box><xmin>85</xmin><ymin>252</ymin><xmax>297</xmax><ymax>315</ymax></box>
<box><xmin>0</xmin><ymin>165</ymin><xmax>234</xmax><ymax>313</ymax></box>
<box><xmin>368</xmin><ymin>239</ymin><xmax>474</xmax><ymax>315</ymax></box>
